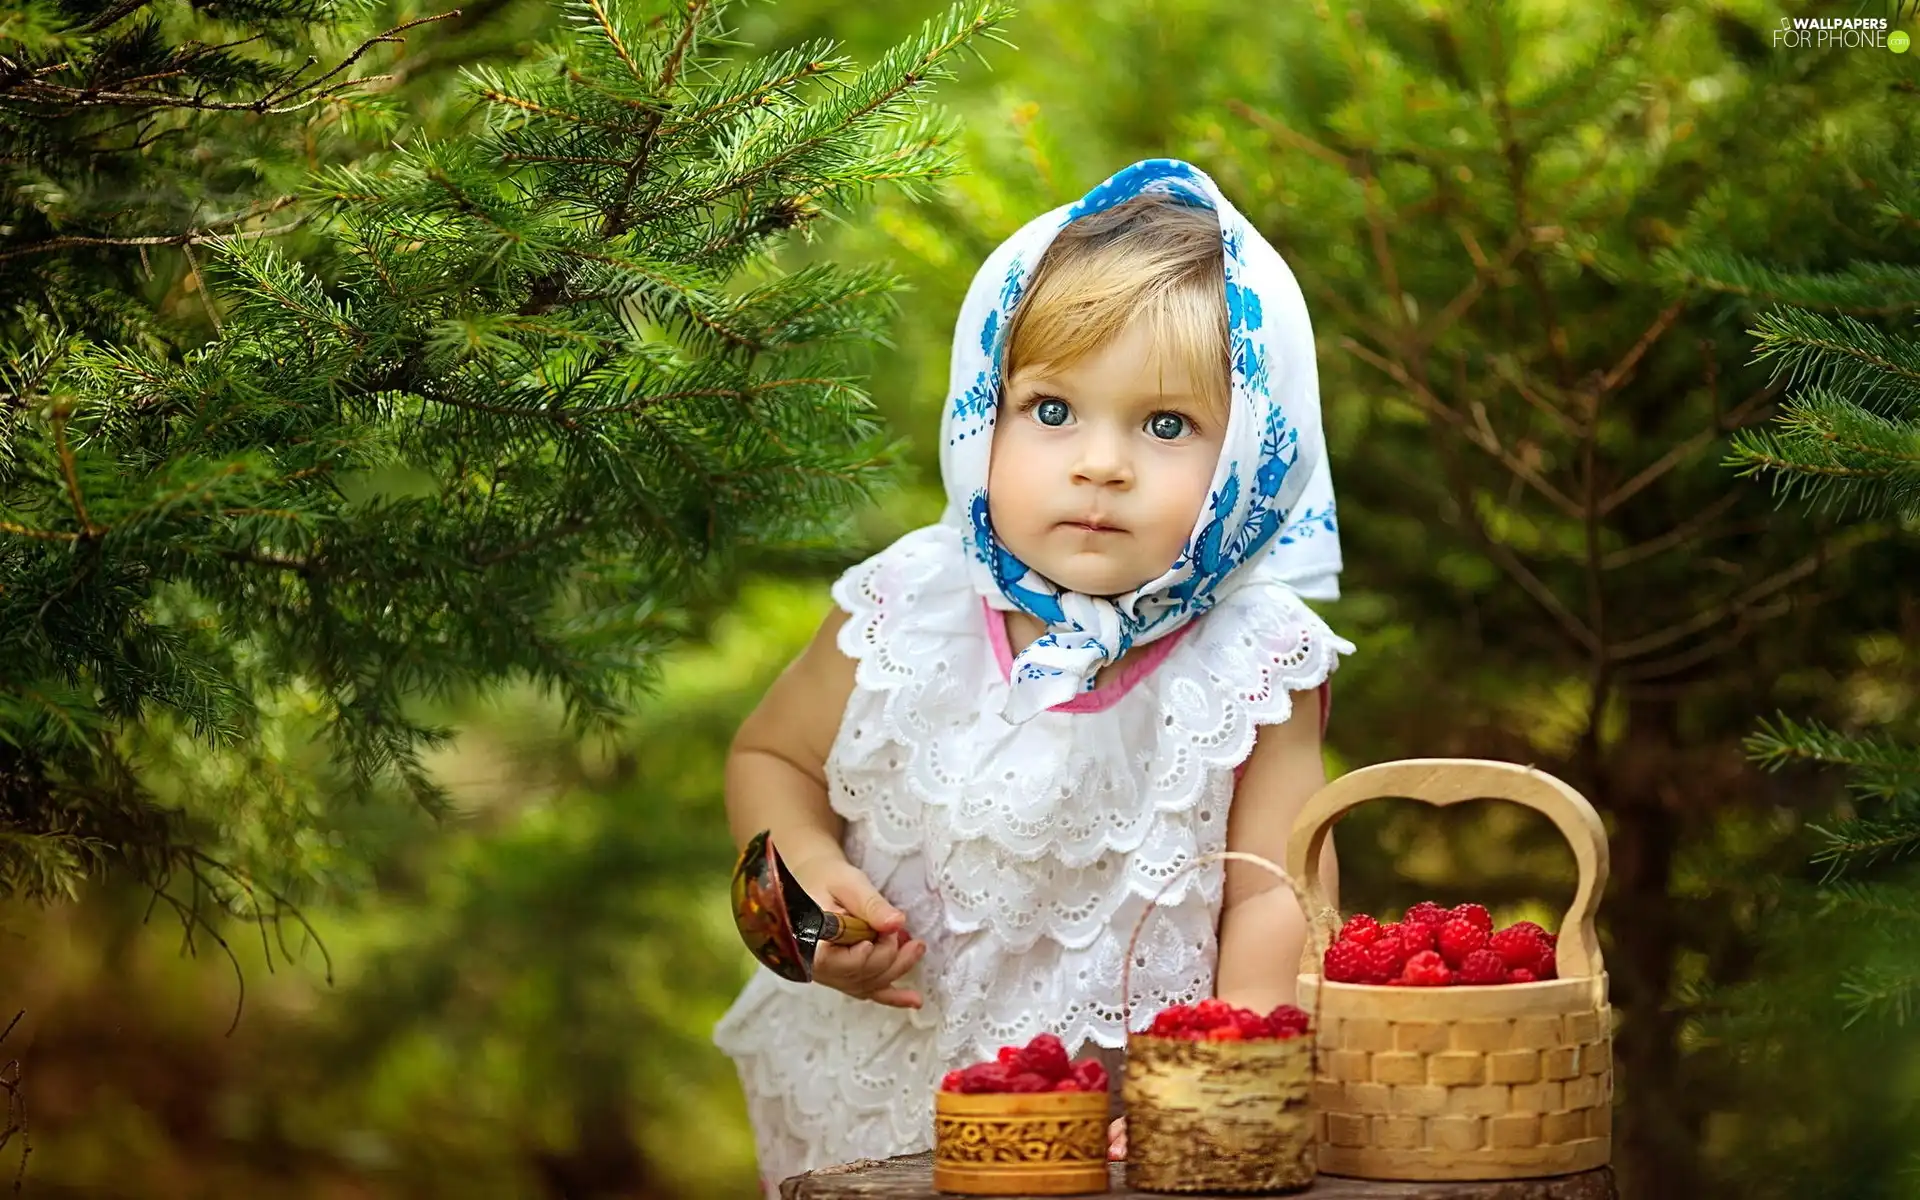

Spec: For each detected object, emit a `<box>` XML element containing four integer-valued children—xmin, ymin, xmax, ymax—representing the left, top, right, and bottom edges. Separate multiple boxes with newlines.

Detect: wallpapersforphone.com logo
<box><xmin>1772</xmin><ymin>10</ymin><xmax>1915</xmax><ymax>51</ymax></box>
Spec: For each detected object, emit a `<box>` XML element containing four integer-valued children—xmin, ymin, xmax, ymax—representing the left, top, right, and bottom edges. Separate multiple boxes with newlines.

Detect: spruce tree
<box><xmin>1659</xmin><ymin>210</ymin><xmax>1920</xmax><ymax>1192</ymax></box>
<box><xmin>0</xmin><ymin>0</ymin><xmax>1011</xmax><ymax>946</ymax></box>
<box><xmin>1700</xmin><ymin>253</ymin><xmax>1920</xmax><ymax>1024</ymax></box>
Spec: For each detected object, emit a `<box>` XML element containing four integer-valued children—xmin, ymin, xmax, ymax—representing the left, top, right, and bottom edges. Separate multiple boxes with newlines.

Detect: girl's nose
<box><xmin>1071</xmin><ymin>425</ymin><xmax>1133</xmax><ymax>487</ymax></box>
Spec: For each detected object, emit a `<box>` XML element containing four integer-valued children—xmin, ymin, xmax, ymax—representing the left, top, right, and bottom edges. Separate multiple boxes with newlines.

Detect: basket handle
<box><xmin>1282</xmin><ymin>759</ymin><xmax>1609</xmax><ymax>981</ymax></box>
<box><xmin>1121</xmin><ymin>850</ymin><xmax>1325</xmax><ymax>1050</ymax></box>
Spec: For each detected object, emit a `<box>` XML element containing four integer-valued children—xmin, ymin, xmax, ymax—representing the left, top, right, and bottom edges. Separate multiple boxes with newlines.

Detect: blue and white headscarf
<box><xmin>939</xmin><ymin>158</ymin><xmax>1342</xmax><ymax>724</ymax></box>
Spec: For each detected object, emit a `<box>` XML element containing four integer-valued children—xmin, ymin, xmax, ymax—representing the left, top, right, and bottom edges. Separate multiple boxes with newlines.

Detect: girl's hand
<box><xmin>791</xmin><ymin>856</ymin><xmax>927</xmax><ymax>1009</ymax></box>
<box><xmin>1108</xmin><ymin>1116</ymin><xmax>1126</xmax><ymax>1161</ymax></box>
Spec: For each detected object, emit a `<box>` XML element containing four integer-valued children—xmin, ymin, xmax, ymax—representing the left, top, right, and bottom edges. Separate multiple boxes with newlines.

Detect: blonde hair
<box><xmin>1001</xmin><ymin>195</ymin><xmax>1230</xmax><ymax>414</ymax></box>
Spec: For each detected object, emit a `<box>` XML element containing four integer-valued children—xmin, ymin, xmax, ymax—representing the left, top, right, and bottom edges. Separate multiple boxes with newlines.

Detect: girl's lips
<box><xmin>1062</xmin><ymin>520</ymin><xmax>1123</xmax><ymax>533</ymax></box>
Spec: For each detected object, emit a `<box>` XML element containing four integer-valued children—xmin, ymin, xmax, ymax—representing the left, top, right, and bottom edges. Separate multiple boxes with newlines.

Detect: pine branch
<box><xmin>652</xmin><ymin>41</ymin><xmax>837</xmax><ymax>140</ymax></box>
<box><xmin>668</xmin><ymin>1</ymin><xmax>1013</xmax><ymax>216</ymax></box>
<box><xmin>595</xmin><ymin>0</ymin><xmax>713</xmax><ymax>237</ymax></box>
<box><xmin>1660</xmin><ymin>248</ymin><xmax>1920</xmax><ymax>317</ymax></box>
<box><xmin>1727</xmin><ymin>253</ymin><xmax>1920</xmax><ymax>1033</ymax></box>
<box><xmin>0</xmin><ymin>196</ymin><xmax>302</xmax><ymax>263</ymax></box>
<box><xmin>1838</xmin><ymin>961</ymin><xmax>1920</xmax><ymax>1026</ymax></box>
<box><xmin>0</xmin><ymin>11</ymin><xmax>457</xmax><ymax>115</ymax></box>
<box><xmin>1748</xmin><ymin>716</ymin><xmax>1920</xmax><ymax>802</ymax></box>
<box><xmin>1820</xmin><ymin>879</ymin><xmax>1920</xmax><ymax>924</ymax></box>
<box><xmin>1808</xmin><ymin>813</ymin><xmax>1920</xmax><ymax>879</ymax></box>
<box><xmin>1746</xmin><ymin>306</ymin><xmax>1920</xmax><ymax>418</ymax></box>
<box><xmin>0</xmin><ymin>826</ymin><xmax>100</xmax><ymax>902</ymax></box>
<box><xmin>1608</xmin><ymin>525</ymin><xmax>1885</xmax><ymax>664</ymax></box>
<box><xmin>1726</xmin><ymin>385</ymin><xmax>1920</xmax><ymax>519</ymax></box>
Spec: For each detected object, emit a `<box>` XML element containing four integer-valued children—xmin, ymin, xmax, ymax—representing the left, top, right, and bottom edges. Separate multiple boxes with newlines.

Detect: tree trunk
<box><xmin>1600</xmin><ymin>703</ymin><xmax>1696</xmax><ymax>1200</ymax></box>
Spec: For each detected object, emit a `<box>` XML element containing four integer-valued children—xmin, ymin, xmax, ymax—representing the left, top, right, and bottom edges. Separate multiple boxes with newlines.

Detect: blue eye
<box><xmin>1148</xmin><ymin>413</ymin><xmax>1189</xmax><ymax>440</ymax></box>
<box><xmin>1034</xmin><ymin>398</ymin><xmax>1071</xmax><ymax>426</ymax></box>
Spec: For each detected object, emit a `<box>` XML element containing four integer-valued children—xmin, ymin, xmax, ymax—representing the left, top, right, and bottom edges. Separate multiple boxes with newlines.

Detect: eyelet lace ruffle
<box><xmin>713</xmin><ymin>523</ymin><xmax>1353</xmax><ymax>1186</ymax></box>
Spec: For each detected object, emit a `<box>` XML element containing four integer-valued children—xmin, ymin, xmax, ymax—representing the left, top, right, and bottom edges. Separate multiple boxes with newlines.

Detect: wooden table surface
<box><xmin>780</xmin><ymin>1152</ymin><xmax>1616</xmax><ymax>1199</ymax></box>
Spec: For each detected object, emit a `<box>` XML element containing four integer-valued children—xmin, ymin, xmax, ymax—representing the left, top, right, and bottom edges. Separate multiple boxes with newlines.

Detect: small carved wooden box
<box><xmin>933</xmin><ymin>1089</ymin><xmax>1111</xmax><ymax>1195</ymax></box>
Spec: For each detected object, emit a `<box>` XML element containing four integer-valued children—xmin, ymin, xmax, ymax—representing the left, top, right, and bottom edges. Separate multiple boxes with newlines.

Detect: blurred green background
<box><xmin>7</xmin><ymin>1</ymin><xmax>1919</xmax><ymax>1197</ymax></box>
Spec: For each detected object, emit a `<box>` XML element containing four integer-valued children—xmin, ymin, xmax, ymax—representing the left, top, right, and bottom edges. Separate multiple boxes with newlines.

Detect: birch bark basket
<box><xmin>1122</xmin><ymin>851</ymin><xmax>1320</xmax><ymax>1195</ymax></box>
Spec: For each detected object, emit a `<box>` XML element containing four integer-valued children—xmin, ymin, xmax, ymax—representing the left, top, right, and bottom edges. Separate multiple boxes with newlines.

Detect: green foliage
<box><xmin>1674</xmin><ymin>873</ymin><xmax>1920</xmax><ymax>1200</ymax></box>
<box><xmin>1697</xmin><ymin>301</ymin><xmax>1920</xmax><ymax>517</ymax></box>
<box><xmin>0</xmin><ymin>0</ymin><xmax>1010</xmax><ymax>935</ymax></box>
<box><xmin>0</xmin><ymin>0</ymin><xmax>416</xmax><ymax>350</ymax></box>
<box><xmin>286</xmin><ymin>581</ymin><xmax>830</xmax><ymax>1195</ymax></box>
<box><xmin>9</xmin><ymin>579</ymin><xmax>829</xmax><ymax>1196</ymax></box>
<box><xmin>1711</xmin><ymin>262</ymin><xmax>1920</xmax><ymax>1029</ymax></box>
<box><xmin>1653</xmin><ymin>132</ymin><xmax>1920</xmax><ymax>1189</ymax></box>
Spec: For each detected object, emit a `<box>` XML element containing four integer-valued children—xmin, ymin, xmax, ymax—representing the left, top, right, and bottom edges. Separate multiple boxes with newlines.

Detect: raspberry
<box><xmin>1451</xmin><ymin>903</ymin><xmax>1494</xmax><ymax>932</ymax></box>
<box><xmin>996</xmin><ymin>1046</ymin><xmax>1022</xmax><ymax>1066</ymax></box>
<box><xmin>1395</xmin><ymin>920</ymin><xmax>1437</xmax><ymax>956</ymax></box>
<box><xmin>1232</xmin><ymin>1008</ymin><xmax>1269</xmax><ymax>1039</ymax></box>
<box><xmin>1531</xmin><ymin>947</ymin><xmax>1558</xmax><ymax>980</ymax></box>
<box><xmin>1401</xmin><ymin>950</ymin><xmax>1454</xmax><ymax>986</ymax></box>
<box><xmin>1148</xmin><ymin>1004</ymin><xmax>1197</xmax><ymax>1037</ymax></box>
<box><xmin>1007</xmin><ymin>1072</ymin><xmax>1055</xmax><ymax>1093</ymax></box>
<box><xmin>1017</xmin><ymin>1033</ymin><xmax>1072</xmax><ymax>1082</ymax></box>
<box><xmin>1363</xmin><ymin>933</ymin><xmax>1409</xmax><ymax>982</ymax></box>
<box><xmin>1437</xmin><ymin>917</ymin><xmax>1488</xmax><ymax>967</ymax></box>
<box><xmin>1323</xmin><ymin>940</ymin><xmax>1370</xmax><ymax>983</ymax></box>
<box><xmin>1205</xmin><ymin>1025</ymin><xmax>1245</xmax><ymax>1041</ymax></box>
<box><xmin>1071</xmin><ymin>1059</ymin><xmax>1109</xmax><ymax>1093</ymax></box>
<box><xmin>941</xmin><ymin>1070</ymin><xmax>967</xmax><ymax>1092</ymax></box>
<box><xmin>961</xmin><ymin>1063</ymin><xmax>1013</xmax><ymax>1093</ymax></box>
<box><xmin>1053</xmin><ymin>1078</ymin><xmax>1082</xmax><ymax>1091</ymax></box>
<box><xmin>1267</xmin><ymin>1005</ymin><xmax>1310</xmax><ymax>1038</ymax></box>
<box><xmin>1508</xmin><ymin>967</ymin><xmax>1537</xmax><ymax>984</ymax></box>
<box><xmin>1338</xmin><ymin>914</ymin><xmax>1382</xmax><ymax>945</ymax></box>
<box><xmin>1191</xmin><ymin>998</ymin><xmax>1234</xmax><ymax>1030</ymax></box>
<box><xmin>1505</xmin><ymin>921</ymin><xmax>1549</xmax><ymax>942</ymax></box>
<box><xmin>1489</xmin><ymin>926</ymin><xmax>1548</xmax><ymax>970</ymax></box>
<box><xmin>1405</xmin><ymin>901</ymin><xmax>1449</xmax><ymax>928</ymax></box>
<box><xmin>1458</xmin><ymin>949</ymin><xmax>1509</xmax><ymax>985</ymax></box>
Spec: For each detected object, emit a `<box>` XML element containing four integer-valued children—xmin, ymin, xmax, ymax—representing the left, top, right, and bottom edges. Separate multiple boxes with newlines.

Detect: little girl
<box><xmin>713</xmin><ymin>159</ymin><xmax>1354</xmax><ymax>1192</ymax></box>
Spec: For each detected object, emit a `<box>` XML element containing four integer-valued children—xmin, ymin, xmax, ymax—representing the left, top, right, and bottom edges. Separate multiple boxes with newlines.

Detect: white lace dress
<box><xmin>712</xmin><ymin>524</ymin><xmax>1353</xmax><ymax>1190</ymax></box>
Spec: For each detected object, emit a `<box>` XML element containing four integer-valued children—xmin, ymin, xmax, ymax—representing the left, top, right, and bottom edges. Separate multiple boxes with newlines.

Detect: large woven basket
<box><xmin>1285</xmin><ymin>759</ymin><xmax>1612</xmax><ymax>1181</ymax></box>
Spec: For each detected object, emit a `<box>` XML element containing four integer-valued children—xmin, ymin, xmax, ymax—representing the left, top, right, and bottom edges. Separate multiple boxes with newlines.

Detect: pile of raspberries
<box><xmin>1142</xmin><ymin>998</ymin><xmax>1311</xmax><ymax>1041</ymax></box>
<box><xmin>1323</xmin><ymin>902</ymin><xmax>1559</xmax><ymax>986</ymax></box>
<box><xmin>940</xmin><ymin>1033</ymin><xmax>1110</xmax><ymax>1094</ymax></box>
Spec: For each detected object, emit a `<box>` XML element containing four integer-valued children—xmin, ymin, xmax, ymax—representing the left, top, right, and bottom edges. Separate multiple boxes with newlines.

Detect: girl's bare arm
<box><xmin>726</xmin><ymin>606</ymin><xmax>859</xmax><ymax>871</ymax></box>
<box><xmin>1213</xmin><ymin>690</ymin><xmax>1339</xmax><ymax>1013</ymax></box>
<box><xmin>726</xmin><ymin>605</ymin><xmax>927</xmax><ymax>1006</ymax></box>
